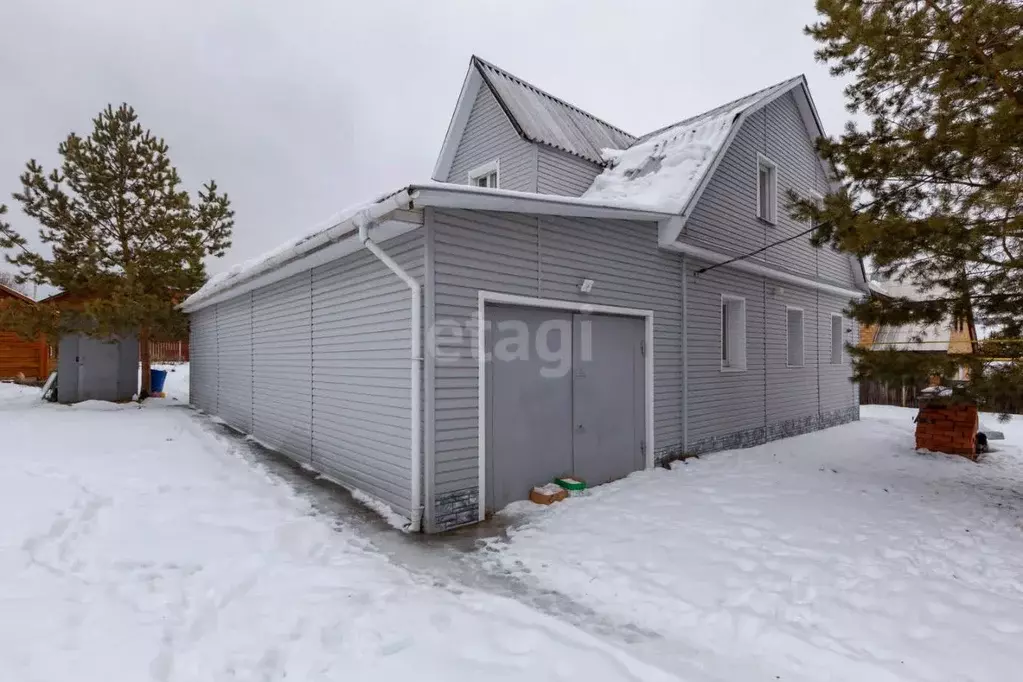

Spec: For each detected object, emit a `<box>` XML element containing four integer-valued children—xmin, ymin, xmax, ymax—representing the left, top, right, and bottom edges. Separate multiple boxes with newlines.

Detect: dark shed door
<box><xmin>485</xmin><ymin>305</ymin><xmax>645</xmax><ymax>512</ymax></box>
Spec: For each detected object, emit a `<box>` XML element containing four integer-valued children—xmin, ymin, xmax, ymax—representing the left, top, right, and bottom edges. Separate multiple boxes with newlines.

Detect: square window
<box><xmin>787</xmin><ymin>308</ymin><xmax>804</xmax><ymax>367</ymax></box>
<box><xmin>831</xmin><ymin>314</ymin><xmax>844</xmax><ymax>364</ymax></box>
<box><xmin>468</xmin><ymin>161</ymin><xmax>500</xmax><ymax>189</ymax></box>
<box><xmin>757</xmin><ymin>155</ymin><xmax>778</xmax><ymax>224</ymax></box>
<box><xmin>721</xmin><ymin>296</ymin><xmax>747</xmax><ymax>371</ymax></box>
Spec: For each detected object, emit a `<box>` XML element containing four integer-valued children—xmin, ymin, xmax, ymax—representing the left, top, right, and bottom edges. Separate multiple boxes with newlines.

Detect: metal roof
<box><xmin>473</xmin><ymin>57</ymin><xmax>636</xmax><ymax>165</ymax></box>
<box><xmin>634</xmin><ymin>75</ymin><xmax>806</xmax><ymax>144</ymax></box>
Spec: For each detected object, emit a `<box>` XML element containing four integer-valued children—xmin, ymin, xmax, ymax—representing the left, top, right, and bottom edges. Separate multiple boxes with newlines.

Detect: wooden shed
<box><xmin>0</xmin><ymin>283</ymin><xmax>49</xmax><ymax>381</ymax></box>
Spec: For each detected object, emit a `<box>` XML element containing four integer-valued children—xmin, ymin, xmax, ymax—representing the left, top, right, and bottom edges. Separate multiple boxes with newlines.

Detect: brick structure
<box><xmin>915</xmin><ymin>402</ymin><xmax>979</xmax><ymax>459</ymax></box>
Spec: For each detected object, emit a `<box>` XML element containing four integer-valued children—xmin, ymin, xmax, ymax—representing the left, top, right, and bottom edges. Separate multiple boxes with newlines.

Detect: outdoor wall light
<box><xmin>579</xmin><ymin>278</ymin><xmax>595</xmax><ymax>293</ymax></box>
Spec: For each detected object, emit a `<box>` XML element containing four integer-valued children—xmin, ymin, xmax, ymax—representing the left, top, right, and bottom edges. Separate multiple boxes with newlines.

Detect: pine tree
<box><xmin>0</xmin><ymin>104</ymin><xmax>233</xmax><ymax>396</ymax></box>
<box><xmin>792</xmin><ymin>0</ymin><xmax>1023</xmax><ymax>412</ymax></box>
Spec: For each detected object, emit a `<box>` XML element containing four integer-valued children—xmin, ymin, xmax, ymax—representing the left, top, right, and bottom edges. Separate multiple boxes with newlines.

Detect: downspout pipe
<box><xmin>356</xmin><ymin>208</ymin><xmax>424</xmax><ymax>532</ymax></box>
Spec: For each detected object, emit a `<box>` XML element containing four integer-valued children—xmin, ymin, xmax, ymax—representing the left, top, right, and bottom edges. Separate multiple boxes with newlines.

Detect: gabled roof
<box><xmin>432</xmin><ymin>57</ymin><xmax>636</xmax><ymax>180</ymax></box>
<box><xmin>0</xmin><ymin>282</ymin><xmax>34</xmax><ymax>304</ymax></box>
<box><xmin>473</xmin><ymin>57</ymin><xmax>636</xmax><ymax>164</ymax></box>
<box><xmin>583</xmin><ymin>75</ymin><xmax>821</xmax><ymax>221</ymax></box>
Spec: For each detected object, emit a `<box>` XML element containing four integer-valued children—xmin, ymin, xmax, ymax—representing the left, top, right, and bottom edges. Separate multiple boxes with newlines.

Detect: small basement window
<box><xmin>830</xmin><ymin>314</ymin><xmax>844</xmax><ymax>364</ymax></box>
<box><xmin>468</xmin><ymin>160</ymin><xmax>500</xmax><ymax>189</ymax></box>
<box><xmin>721</xmin><ymin>296</ymin><xmax>747</xmax><ymax>372</ymax></box>
<box><xmin>756</xmin><ymin>154</ymin><xmax>778</xmax><ymax>224</ymax></box>
<box><xmin>787</xmin><ymin>307</ymin><xmax>804</xmax><ymax>367</ymax></box>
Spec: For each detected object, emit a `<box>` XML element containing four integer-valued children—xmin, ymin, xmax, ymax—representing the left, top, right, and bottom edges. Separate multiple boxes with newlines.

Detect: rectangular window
<box><xmin>468</xmin><ymin>160</ymin><xmax>500</xmax><ymax>189</ymax></box>
<box><xmin>787</xmin><ymin>307</ymin><xmax>804</xmax><ymax>367</ymax></box>
<box><xmin>721</xmin><ymin>296</ymin><xmax>747</xmax><ymax>371</ymax></box>
<box><xmin>831</xmin><ymin>314</ymin><xmax>844</xmax><ymax>364</ymax></box>
<box><xmin>756</xmin><ymin>154</ymin><xmax>778</xmax><ymax>224</ymax></box>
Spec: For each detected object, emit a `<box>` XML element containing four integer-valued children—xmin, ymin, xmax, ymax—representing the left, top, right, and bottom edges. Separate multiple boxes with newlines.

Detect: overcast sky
<box><xmin>1</xmin><ymin>0</ymin><xmax>850</xmax><ymax>283</ymax></box>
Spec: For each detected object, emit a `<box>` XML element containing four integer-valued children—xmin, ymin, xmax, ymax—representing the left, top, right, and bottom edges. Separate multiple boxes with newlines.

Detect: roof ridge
<box><xmin>471</xmin><ymin>56</ymin><xmax>636</xmax><ymax>141</ymax></box>
<box><xmin>0</xmin><ymin>281</ymin><xmax>35</xmax><ymax>304</ymax></box>
<box><xmin>635</xmin><ymin>74</ymin><xmax>806</xmax><ymax>144</ymax></box>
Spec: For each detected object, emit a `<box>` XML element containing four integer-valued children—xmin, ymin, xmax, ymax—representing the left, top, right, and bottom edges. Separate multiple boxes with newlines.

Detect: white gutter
<box><xmin>666</xmin><ymin>240</ymin><xmax>866</xmax><ymax>299</ymax></box>
<box><xmin>355</xmin><ymin>208</ymin><xmax>424</xmax><ymax>533</ymax></box>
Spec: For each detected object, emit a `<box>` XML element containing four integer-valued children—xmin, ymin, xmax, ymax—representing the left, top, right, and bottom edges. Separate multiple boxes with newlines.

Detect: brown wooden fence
<box><xmin>149</xmin><ymin>340</ymin><xmax>189</xmax><ymax>363</ymax></box>
<box><xmin>859</xmin><ymin>380</ymin><xmax>924</xmax><ymax>408</ymax></box>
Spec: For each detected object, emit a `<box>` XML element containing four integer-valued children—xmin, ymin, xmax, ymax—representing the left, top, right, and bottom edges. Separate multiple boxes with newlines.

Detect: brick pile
<box><xmin>915</xmin><ymin>402</ymin><xmax>979</xmax><ymax>459</ymax></box>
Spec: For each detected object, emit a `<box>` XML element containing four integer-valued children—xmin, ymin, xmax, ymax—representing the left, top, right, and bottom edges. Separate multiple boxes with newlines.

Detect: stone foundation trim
<box><xmin>687</xmin><ymin>405</ymin><xmax>860</xmax><ymax>456</ymax></box>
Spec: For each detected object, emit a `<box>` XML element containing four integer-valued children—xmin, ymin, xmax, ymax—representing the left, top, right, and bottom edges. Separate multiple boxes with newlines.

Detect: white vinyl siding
<box><xmin>756</xmin><ymin>153</ymin><xmax>778</xmax><ymax>224</ymax></box>
<box><xmin>446</xmin><ymin>82</ymin><xmax>536</xmax><ymax>192</ymax></box>
<box><xmin>831</xmin><ymin>314</ymin><xmax>844</xmax><ymax>364</ymax></box>
<box><xmin>721</xmin><ymin>296</ymin><xmax>747</xmax><ymax>372</ymax></box>
<box><xmin>786</xmin><ymin>307</ymin><xmax>804</xmax><ymax>367</ymax></box>
<box><xmin>186</xmin><ymin>230</ymin><xmax>425</xmax><ymax>523</ymax></box>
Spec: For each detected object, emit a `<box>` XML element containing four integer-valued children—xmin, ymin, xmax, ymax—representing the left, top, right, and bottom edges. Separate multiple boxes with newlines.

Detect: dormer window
<box><xmin>756</xmin><ymin>154</ymin><xmax>778</xmax><ymax>224</ymax></box>
<box><xmin>468</xmin><ymin>160</ymin><xmax>500</xmax><ymax>189</ymax></box>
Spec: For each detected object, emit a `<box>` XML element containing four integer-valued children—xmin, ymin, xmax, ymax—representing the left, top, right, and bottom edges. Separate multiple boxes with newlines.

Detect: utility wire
<box><xmin>695</xmin><ymin>223</ymin><xmax>823</xmax><ymax>275</ymax></box>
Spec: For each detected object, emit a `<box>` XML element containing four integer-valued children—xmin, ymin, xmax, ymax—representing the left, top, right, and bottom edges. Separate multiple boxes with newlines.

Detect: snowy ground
<box><xmin>4</xmin><ymin>370</ymin><xmax>1022</xmax><ymax>682</ymax></box>
<box><xmin>486</xmin><ymin>406</ymin><xmax>1023</xmax><ymax>682</ymax></box>
<box><xmin>0</xmin><ymin>375</ymin><xmax>676</xmax><ymax>682</ymax></box>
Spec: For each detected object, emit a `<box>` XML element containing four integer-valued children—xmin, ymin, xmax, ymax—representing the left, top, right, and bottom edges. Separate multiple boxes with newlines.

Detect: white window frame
<box><xmin>830</xmin><ymin>313</ymin><xmax>844</xmax><ymax>365</ymax></box>
<box><xmin>786</xmin><ymin>306</ymin><xmax>805</xmax><ymax>368</ymax></box>
<box><xmin>756</xmin><ymin>153</ymin><xmax>778</xmax><ymax>224</ymax></box>
<box><xmin>720</xmin><ymin>295</ymin><xmax>747</xmax><ymax>372</ymax></box>
<box><xmin>468</xmin><ymin>159</ymin><xmax>500</xmax><ymax>189</ymax></box>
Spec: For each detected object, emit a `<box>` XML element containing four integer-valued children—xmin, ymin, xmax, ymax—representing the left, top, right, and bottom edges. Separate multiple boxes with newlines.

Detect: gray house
<box><xmin>182</xmin><ymin>57</ymin><xmax>869</xmax><ymax>532</ymax></box>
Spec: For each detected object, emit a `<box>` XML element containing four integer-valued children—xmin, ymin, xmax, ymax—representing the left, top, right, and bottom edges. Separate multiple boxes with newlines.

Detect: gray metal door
<box><xmin>572</xmin><ymin>314</ymin><xmax>645</xmax><ymax>487</ymax></box>
<box><xmin>485</xmin><ymin>305</ymin><xmax>646</xmax><ymax>512</ymax></box>
<box><xmin>79</xmin><ymin>337</ymin><xmax>120</xmax><ymax>401</ymax></box>
<box><xmin>487</xmin><ymin>306</ymin><xmax>574</xmax><ymax>512</ymax></box>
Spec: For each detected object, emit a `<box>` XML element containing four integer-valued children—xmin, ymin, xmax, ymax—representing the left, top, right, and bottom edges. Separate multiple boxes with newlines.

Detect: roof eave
<box><xmin>182</xmin><ymin>183</ymin><xmax>674</xmax><ymax>312</ymax></box>
<box><xmin>0</xmin><ymin>282</ymin><xmax>35</xmax><ymax>304</ymax></box>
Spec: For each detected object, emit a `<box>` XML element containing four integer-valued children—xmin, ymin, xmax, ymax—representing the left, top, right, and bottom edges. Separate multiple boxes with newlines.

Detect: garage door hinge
<box><xmin>640</xmin><ymin>340</ymin><xmax>646</xmax><ymax>356</ymax></box>
<box><xmin>640</xmin><ymin>440</ymin><xmax>646</xmax><ymax>455</ymax></box>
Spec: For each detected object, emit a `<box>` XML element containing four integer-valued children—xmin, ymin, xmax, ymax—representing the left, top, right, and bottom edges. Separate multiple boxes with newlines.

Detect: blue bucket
<box><xmin>150</xmin><ymin>369</ymin><xmax>168</xmax><ymax>394</ymax></box>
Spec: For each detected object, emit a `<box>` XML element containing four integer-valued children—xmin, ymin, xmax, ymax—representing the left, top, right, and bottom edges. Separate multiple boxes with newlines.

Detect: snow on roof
<box><xmin>182</xmin><ymin>182</ymin><xmax>678</xmax><ymax>311</ymax></box>
<box><xmin>582</xmin><ymin>76</ymin><xmax>806</xmax><ymax>214</ymax></box>
<box><xmin>474</xmin><ymin>57</ymin><xmax>636</xmax><ymax>165</ymax></box>
<box><xmin>182</xmin><ymin>189</ymin><xmax>406</xmax><ymax>309</ymax></box>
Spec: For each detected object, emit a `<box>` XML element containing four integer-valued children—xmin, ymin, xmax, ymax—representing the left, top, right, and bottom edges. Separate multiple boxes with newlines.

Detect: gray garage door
<box><xmin>485</xmin><ymin>305</ymin><xmax>645</xmax><ymax>512</ymax></box>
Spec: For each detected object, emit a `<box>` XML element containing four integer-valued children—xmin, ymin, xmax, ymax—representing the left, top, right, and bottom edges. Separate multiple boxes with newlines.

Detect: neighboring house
<box><xmin>0</xmin><ymin>283</ymin><xmax>49</xmax><ymax>381</ymax></box>
<box><xmin>859</xmin><ymin>276</ymin><xmax>977</xmax><ymax>401</ymax></box>
<box><xmin>860</xmin><ymin>277</ymin><xmax>977</xmax><ymax>357</ymax></box>
<box><xmin>181</xmin><ymin>56</ymin><xmax>869</xmax><ymax>532</ymax></box>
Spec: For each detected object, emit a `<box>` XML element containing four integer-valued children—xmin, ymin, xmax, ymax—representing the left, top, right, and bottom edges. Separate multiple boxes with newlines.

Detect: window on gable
<box><xmin>831</xmin><ymin>314</ymin><xmax>844</xmax><ymax>364</ymax></box>
<box><xmin>468</xmin><ymin>160</ymin><xmax>500</xmax><ymax>189</ymax></box>
<box><xmin>721</xmin><ymin>296</ymin><xmax>747</xmax><ymax>372</ymax></box>
<box><xmin>757</xmin><ymin>154</ymin><xmax>778</xmax><ymax>224</ymax></box>
<box><xmin>787</xmin><ymin>307</ymin><xmax>804</xmax><ymax>367</ymax></box>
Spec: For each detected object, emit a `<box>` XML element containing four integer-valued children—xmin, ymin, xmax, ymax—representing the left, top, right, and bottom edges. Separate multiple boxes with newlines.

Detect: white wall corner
<box><xmin>658</xmin><ymin>216</ymin><xmax>686</xmax><ymax>246</ymax></box>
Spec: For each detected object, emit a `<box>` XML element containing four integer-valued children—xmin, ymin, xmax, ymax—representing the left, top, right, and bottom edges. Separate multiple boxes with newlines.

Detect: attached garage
<box><xmin>182</xmin><ymin>186</ymin><xmax>680</xmax><ymax>533</ymax></box>
<box><xmin>483</xmin><ymin>300</ymin><xmax>651</xmax><ymax>512</ymax></box>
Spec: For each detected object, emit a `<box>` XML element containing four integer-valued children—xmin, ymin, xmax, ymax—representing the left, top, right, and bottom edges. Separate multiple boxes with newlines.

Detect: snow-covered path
<box><xmin>487</xmin><ymin>406</ymin><xmax>1023</xmax><ymax>682</ymax></box>
<box><xmin>0</xmin><ymin>381</ymin><xmax>677</xmax><ymax>682</ymax></box>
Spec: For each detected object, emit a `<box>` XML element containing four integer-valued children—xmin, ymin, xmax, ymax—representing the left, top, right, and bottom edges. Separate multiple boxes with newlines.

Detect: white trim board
<box><xmin>664</xmin><ymin>240</ymin><xmax>866</xmax><ymax>299</ymax></box>
<box><xmin>475</xmin><ymin>290</ymin><xmax>656</xmax><ymax>522</ymax></box>
<box><xmin>432</xmin><ymin>64</ymin><xmax>484</xmax><ymax>181</ymax></box>
<box><xmin>467</xmin><ymin>159</ymin><xmax>500</xmax><ymax>188</ymax></box>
